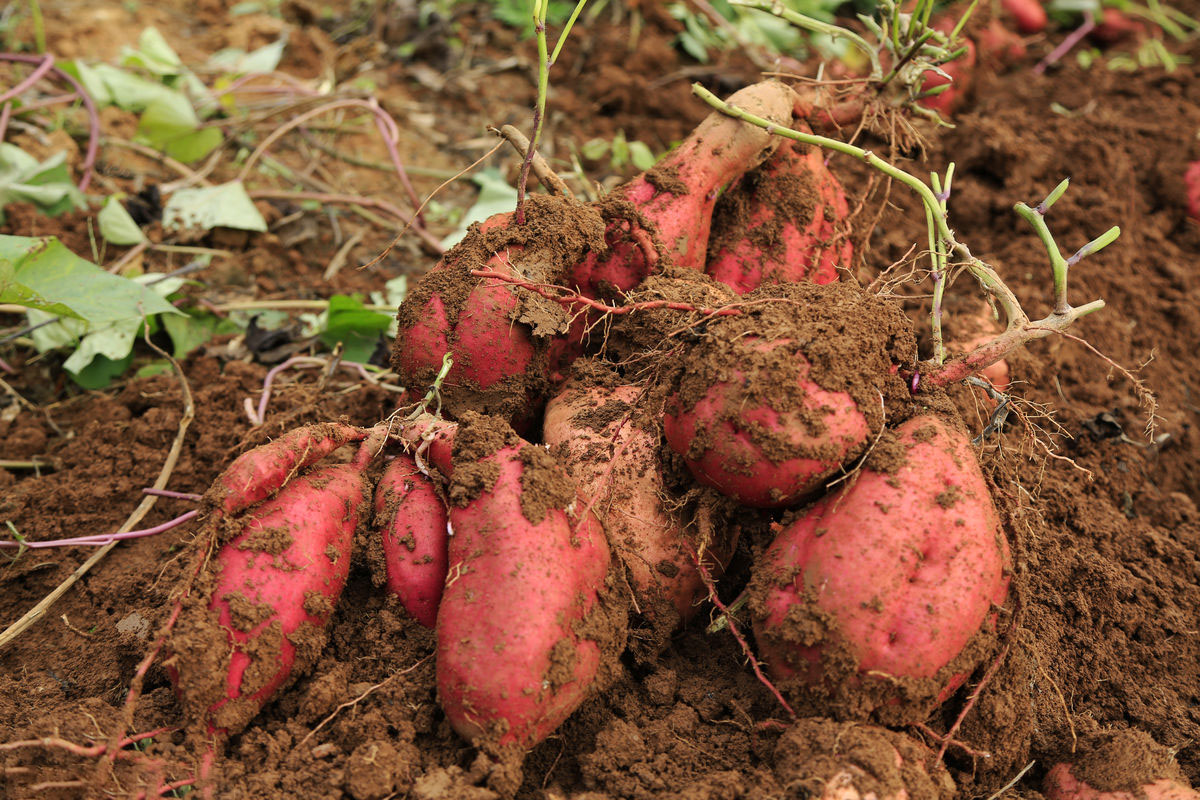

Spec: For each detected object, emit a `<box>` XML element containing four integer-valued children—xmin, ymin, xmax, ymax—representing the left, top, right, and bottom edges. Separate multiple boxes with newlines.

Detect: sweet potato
<box><xmin>1002</xmin><ymin>0</ymin><xmax>1049</xmax><ymax>33</ymax></box>
<box><xmin>391</xmin><ymin>198</ymin><xmax>608</xmax><ymax>428</ymax></box>
<box><xmin>205</xmin><ymin>422</ymin><xmax>367</xmax><ymax>517</ymax></box>
<box><xmin>434</xmin><ymin>413</ymin><xmax>618</xmax><ymax>748</ymax></box>
<box><xmin>373</xmin><ymin>454</ymin><xmax>449</xmax><ymax>629</ymax></box>
<box><xmin>1090</xmin><ymin>8</ymin><xmax>1147</xmax><ymax>44</ymax></box>
<box><xmin>975</xmin><ymin>19</ymin><xmax>1028</xmax><ymax>66</ymax></box>
<box><xmin>569</xmin><ymin>79</ymin><xmax>796</xmax><ymax>297</ymax></box>
<box><xmin>1185</xmin><ymin>161</ymin><xmax>1200</xmax><ymax>223</ymax></box>
<box><xmin>543</xmin><ymin>380</ymin><xmax>732</xmax><ymax>628</ymax></box>
<box><xmin>1043</xmin><ymin>730</ymin><xmax>1200</xmax><ymax>800</ymax></box>
<box><xmin>663</xmin><ymin>282</ymin><xmax>913</xmax><ymax>508</ymax></box>
<box><xmin>750</xmin><ymin>414</ymin><xmax>1011</xmax><ymax>722</ymax></box>
<box><xmin>705</xmin><ymin>137</ymin><xmax>851</xmax><ymax>293</ymax></box>
<box><xmin>172</xmin><ymin>462</ymin><xmax>370</xmax><ymax>737</ymax></box>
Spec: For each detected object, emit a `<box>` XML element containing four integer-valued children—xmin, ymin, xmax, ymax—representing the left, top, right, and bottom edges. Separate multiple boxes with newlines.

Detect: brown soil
<box><xmin>3</xmin><ymin>2</ymin><xmax>1200</xmax><ymax>800</ymax></box>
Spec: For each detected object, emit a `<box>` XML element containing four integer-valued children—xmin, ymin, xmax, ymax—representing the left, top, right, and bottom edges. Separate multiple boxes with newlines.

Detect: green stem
<box><xmin>731</xmin><ymin>0</ymin><xmax>882</xmax><ymax>78</ymax></box>
<box><xmin>28</xmin><ymin>0</ymin><xmax>45</xmax><ymax>55</ymax></box>
<box><xmin>692</xmin><ymin>82</ymin><xmax>1026</xmax><ymax>329</ymax></box>
<box><xmin>550</xmin><ymin>0</ymin><xmax>590</xmax><ymax>65</ymax></box>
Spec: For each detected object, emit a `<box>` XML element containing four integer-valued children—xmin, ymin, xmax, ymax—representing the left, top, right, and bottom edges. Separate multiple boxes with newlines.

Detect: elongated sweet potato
<box><xmin>373</xmin><ymin>454</ymin><xmax>449</xmax><ymax>629</ymax></box>
<box><xmin>205</xmin><ymin>422</ymin><xmax>367</xmax><ymax>517</ymax></box>
<box><xmin>434</xmin><ymin>413</ymin><xmax>619</xmax><ymax>748</ymax></box>
<box><xmin>172</xmin><ymin>462</ymin><xmax>370</xmax><ymax>737</ymax></box>
<box><xmin>706</xmin><ymin>137</ymin><xmax>851</xmax><ymax>293</ymax></box>
<box><xmin>750</xmin><ymin>414</ymin><xmax>1011</xmax><ymax>723</ymax></box>
<box><xmin>544</xmin><ymin>380</ymin><xmax>733</xmax><ymax>629</ymax></box>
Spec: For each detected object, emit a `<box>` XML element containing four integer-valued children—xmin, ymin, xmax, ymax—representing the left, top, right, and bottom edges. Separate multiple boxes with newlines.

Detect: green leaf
<box><xmin>0</xmin><ymin>145</ymin><xmax>86</xmax><ymax>223</ymax></box>
<box><xmin>580</xmin><ymin>138</ymin><xmax>611</xmax><ymax>160</ymax></box>
<box><xmin>320</xmin><ymin>294</ymin><xmax>392</xmax><ymax>364</ymax></box>
<box><xmin>628</xmin><ymin>141</ymin><xmax>657</xmax><ymax>171</ymax></box>
<box><xmin>98</xmin><ymin>195</ymin><xmax>147</xmax><ymax>245</ymax></box>
<box><xmin>206</xmin><ymin>36</ymin><xmax>287</xmax><ymax>75</ymax></box>
<box><xmin>69</xmin><ymin>352</ymin><xmax>135</xmax><ymax>389</ymax></box>
<box><xmin>91</xmin><ymin>64</ymin><xmax>176</xmax><ymax>111</ymax></box>
<box><xmin>0</xmin><ymin>236</ymin><xmax>177</xmax><ymax>323</ymax></box>
<box><xmin>677</xmin><ymin>31</ymin><xmax>710</xmax><ymax>63</ymax></box>
<box><xmin>137</xmin><ymin>92</ymin><xmax>222</xmax><ymax>164</ymax></box>
<box><xmin>59</xmin><ymin>60</ymin><xmax>113</xmax><ymax>108</ymax></box>
<box><xmin>610</xmin><ymin>130</ymin><xmax>630</xmax><ymax>169</ymax></box>
<box><xmin>440</xmin><ymin>167</ymin><xmax>518</xmax><ymax>249</ymax></box>
<box><xmin>163</xmin><ymin>181</ymin><xmax>268</xmax><ymax>234</ymax></box>
<box><xmin>135</xmin><ymin>360</ymin><xmax>174</xmax><ymax>378</ymax></box>
<box><xmin>162</xmin><ymin>311</ymin><xmax>240</xmax><ymax>357</ymax></box>
<box><xmin>121</xmin><ymin>27</ymin><xmax>185</xmax><ymax>76</ymax></box>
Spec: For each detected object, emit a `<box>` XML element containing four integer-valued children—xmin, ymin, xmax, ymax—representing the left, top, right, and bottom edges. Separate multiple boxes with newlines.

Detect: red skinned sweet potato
<box><xmin>1002</xmin><ymin>0</ymin><xmax>1049</xmax><ymax>33</ymax></box>
<box><xmin>1090</xmin><ymin>8</ymin><xmax>1147</xmax><ymax>44</ymax></box>
<box><xmin>172</xmin><ymin>462</ymin><xmax>369</xmax><ymax>737</ymax></box>
<box><xmin>750</xmin><ymin>414</ymin><xmax>1011</xmax><ymax>722</ymax></box>
<box><xmin>975</xmin><ymin>19</ymin><xmax>1028</xmax><ymax>66</ymax></box>
<box><xmin>706</xmin><ymin>137</ymin><xmax>852</xmax><ymax>293</ymax></box>
<box><xmin>544</xmin><ymin>380</ymin><xmax>733</xmax><ymax>628</ymax></box>
<box><xmin>434</xmin><ymin>413</ymin><xmax>617</xmax><ymax>748</ymax></box>
<box><xmin>569</xmin><ymin>79</ymin><xmax>796</xmax><ymax>297</ymax></box>
<box><xmin>1185</xmin><ymin>161</ymin><xmax>1200</xmax><ymax>223</ymax></box>
<box><xmin>205</xmin><ymin>422</ymin><xmax>367</xmax><ymax>517</ymax></box>
<box><xmin>1043</xmin><ymin>730</ymin><xmax>1200</xmax><ymax>800</ymax></box>
<box><xmin>373</xmin><ymin>454</ymin><xmax>449</xmax><ymax>629</ymax></box>
<box><xmin>665</xmin><ymin>337</ymin><xmax>871</xmax><ymax>508</ymax></box>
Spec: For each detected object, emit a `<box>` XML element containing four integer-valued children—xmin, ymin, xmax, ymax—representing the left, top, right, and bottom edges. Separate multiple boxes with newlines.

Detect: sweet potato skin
<box><xmin>374</xmin><ymin>455</ymin><xmax>449</xmax><ymax>629</ymax></box>
<box><xmin>752</xmin><ymin>415</ymin><xmax>1010</xmax><ymax>717</ymax></box>
<box><xmin>435</xmin><ymin>422</ymin><xmax>613</xmax><ymax>748</ymax></box>
<box><xmin>664</xmin><ymin>338</ymin><xmax>872</xmax><ymax>508</ymax></box>
<box><xmin>544</xmin><ymin>382</ymin><xmax>727</xmax><ymax>627</ymax></box>
<box><xmin>1044</xmin><ymin>763</ymin><xmax>1200</xmax><ymax>800</ymax></box>
<box><xmin>205</xmin><ymin>423</ymin><xmax>366</xmax><ymax>517</ymax></box>
<box><xmin>174</xmin><ymin>462</ymin><xmax>369</xmax><ymax>737</ymax></box>
<box><xmin>706</xmin><ymin>138</ymin><xmax>851</xmax><ymax>293</ymax></box>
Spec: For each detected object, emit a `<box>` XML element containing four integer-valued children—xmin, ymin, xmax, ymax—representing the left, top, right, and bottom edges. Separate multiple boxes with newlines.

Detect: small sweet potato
<box><xmin>750</xmin><ymin>414</ymin><xmax>1011</xmax><ymax>722</ymax></box>
<box><xmin>205</xmin><ymin>422</ymin><xmax>367</xmax><ymax>517</ymax></box>
<box><xmin>172</xmin><ymin>462</ymin><xmax>369</xmax><ymax>737</ymax></box>
<box><xmin>373</xmin><ymin>454</ymin><xmax>449</xmax><ymax>629</ymax></box>
<box><xmin>434</xmin><ymin>413</ymin><xmax>618</xmax><ymax>748</ymax></box>
<box><xmin>1002</xmin><ymin>0</ymin><xmax>1049</xmax><ymax>33</ymax></box>
<box><xmin>1043</xmin><ymin>730</ymin><xmax>1200</xmax><ymax>800</ymax></box>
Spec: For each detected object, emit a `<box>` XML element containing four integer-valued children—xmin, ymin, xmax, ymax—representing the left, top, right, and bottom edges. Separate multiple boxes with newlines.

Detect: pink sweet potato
<box><xmin>434</xmin><ymin>413</ymin><xmax>616</xmax><ymax>748</ymax></box>
<box><xmin>1185</xmin><ymin>161</ymin><xmax>1200</xmax><ymax>223</ymax></box>
<box><xmin>706</xmin><ymin>137</ymin><xmax>852</xmax><ymax>294</ymax></box>
<box><xmin>172</xmin><ymin>462</ymin><xmax>370</xmax><ymax>737</ymax></box>
<box><xmin>751</xmin><ymin>414</ymin><xmax>1011</xmax><ymax>721</ymax></box>
<box><xmin>569</xmin><ymin>79</ymin><xmax>796</xmax><ymax>297</ymax></box>
<box><xmin>544</xmin><ymin>381</ymin><xmax>732</xmax><ymax>627</ymax></box>
<box><xmin>1003</xmin><ymin>0</ymin><xmax>1048</xmax><ymax>33</ymax></box>
<box><xmin>1043</xmin><ymin>730</ymin><xmax>1200</xmax><ymax>800</ymax></box>
<box><xmin>205</xmin><ymin>422</ymin><xmax>367</xmax><ymax>517</ymax></box>
<box><xmin>1089</xmin><ymin>8</ymin><xmax>1147</xmax><ymax>44</ymax></box>
<box><xmin>664</xmin><ymin>336</ymin><xmax>873</xmax><ymax>508</ymax></box>
<box><xmin>373</xmin><ymin>454</ymin><xmax>449</xmax><ymax>629</ymax></box>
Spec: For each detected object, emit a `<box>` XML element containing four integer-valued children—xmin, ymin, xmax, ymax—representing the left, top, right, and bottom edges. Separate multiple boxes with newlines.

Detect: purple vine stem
<box><xmin>0</xmin><ymin>355</ymin><xmax>14</xmax><ymax>375</ymax></box>
<box><xmin>142</xmin><ymin>488</ymin><xmax>203</xmax><ymax>501</ymax></box>
<box><xmin>0</xmin><ymin>54</ymin><xmax>54</xmax><ymax>105</ymax></box>
<box><xmin>1033</xmin><ymin>16</ymin><xmax>1097</xmax><ymax>76</ymax></box>
<box><xmin>0</xmin><ymin>510</ymin><xmax>199</xmax><ymax>549</ymax></box>
<box><xmin>0</xmin><ymin>52</ymin><xmax>100</xmax><ymax>192</ymax></box>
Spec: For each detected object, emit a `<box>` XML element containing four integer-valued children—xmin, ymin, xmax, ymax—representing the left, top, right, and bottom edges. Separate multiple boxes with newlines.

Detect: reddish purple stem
<box><xmin>250</xmin><ymin>356</ymin><xmax>376</xmax><ymax>425</ymax></box>
<box><xmin>0</xmin><ymin>354</ymin><xmax>14</xmax><ymax>375</ymax></box>
<box><xmin>1033</xmin><ymin>17</ymin><xmax>1097</xmax><ymax>75</ymax></box>
<box><xmin>0</xmin><ymin>52</ymin><xmax>100</xmax><ymax>192</ymax></box>
<box><xmin>0</xmin><ymin>510</ymin><xmax>199</xmax><ymax>549</ymax></box>
<box><xmin>0</xmin><ymin>54</ymin><xmax>54</xmax><ymax>105</ymax></box>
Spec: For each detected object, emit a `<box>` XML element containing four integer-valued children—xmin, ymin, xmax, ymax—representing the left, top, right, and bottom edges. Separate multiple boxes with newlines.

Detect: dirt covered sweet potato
<box><xmin>568</xmin><ymin>79</ymin><xmax>796</xmax><ymax>298</ymax></box>
<box><xmin>705</xmin><ymin>137</ymin><xmax>852</xmax><ymax>293</ymax></box>
<box><xmin>433</xmin><ymin>412</ymin><xmax>623</xmax><ymax>749</ymax></box>
<box><xmin>543</xmin><ymin>376</ymin><xmax>734</xmax><ymax>632</ymax></box>
<box><xmin>371</xmin><ymin>454</ymin><xmax>448</xmax><ymax>629</ymax></box>
<box><xmin>1043</xmin><ymin>730</ymin><xmax>1200</xmax><ymax>800</ymax></box>
<box><xmin>171</xmin><ymin>462</ymin><xmax>370</xmax><ymax>737</ymax></box>
<box><xmin>749</xmin><ymin>414</ymin><xmax>1011</xmax><ymax>723</ymax></box>
<box><xmin>663</xmin><ymin>281</ymin><xmax>915</xmax><ymax>508</ymax></box>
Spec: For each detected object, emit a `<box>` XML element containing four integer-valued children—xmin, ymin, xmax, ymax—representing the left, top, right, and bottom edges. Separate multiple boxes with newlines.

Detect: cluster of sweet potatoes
<box><xmin>167</xmin><ymin>79</ymin><xmax>1018</xmax><ymax>791</ymax></box>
